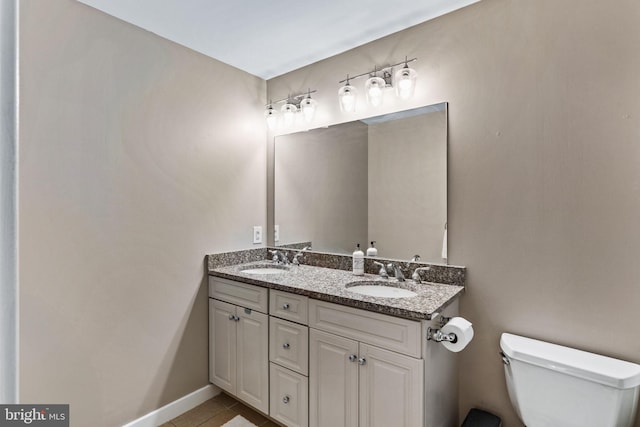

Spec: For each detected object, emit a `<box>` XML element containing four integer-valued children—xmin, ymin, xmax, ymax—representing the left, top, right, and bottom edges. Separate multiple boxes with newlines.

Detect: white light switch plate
<box><xmin>253</xmin><ymin>226</ymin><xmax>262</xmax><ymax>244</ymax></box>
<box><xmin>274</xmin><ymin>225</ymin><xmax>280</xmax><ymax>242</ymax></box>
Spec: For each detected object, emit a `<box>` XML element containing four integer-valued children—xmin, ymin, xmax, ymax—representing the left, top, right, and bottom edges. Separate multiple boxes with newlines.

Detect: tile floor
<box><xmin>159</xmin><ymin>393</ymin><xmax>281</xmax><ymax>427</ymax></box>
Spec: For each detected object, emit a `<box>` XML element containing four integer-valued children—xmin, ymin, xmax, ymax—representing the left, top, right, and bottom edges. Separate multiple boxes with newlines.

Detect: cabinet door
<box><xmin>309</xmin><ymin>329</ymin><xmax>358</xmax><ymax>427</ymax></box>
<box><xmin>358</xmin><ymin>343</ymin><xmax>424</xmax><ymax>427</ymax></box>
<box><xmin>236</xmin><ymin>307</ymin><xmax>269</xmax><ymax>414</ymax></box>
<box><xmin>209</xmin><ymin>299</ymin><xmax>237</xmax><ymax>394</ymax></box>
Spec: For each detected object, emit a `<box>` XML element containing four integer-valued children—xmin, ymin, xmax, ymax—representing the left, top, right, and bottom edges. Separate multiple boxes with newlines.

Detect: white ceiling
<box><xmin>78</xmin><ymin>0</ymin><xmax>480</xmax><ymax>80</ymax></box>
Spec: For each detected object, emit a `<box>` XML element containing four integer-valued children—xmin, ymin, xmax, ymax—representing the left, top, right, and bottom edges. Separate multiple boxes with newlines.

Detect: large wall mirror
<box><xmin>272</xmin><ymin>102</ymin><xmax>448</xmax><ymax>264</ymax></box>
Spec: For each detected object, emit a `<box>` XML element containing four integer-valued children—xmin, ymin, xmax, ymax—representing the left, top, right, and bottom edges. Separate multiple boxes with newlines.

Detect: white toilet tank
<box><xmin>500</xmin><ymin>333</ymin><xmax>640</xmax><ymax>427</ymax></box>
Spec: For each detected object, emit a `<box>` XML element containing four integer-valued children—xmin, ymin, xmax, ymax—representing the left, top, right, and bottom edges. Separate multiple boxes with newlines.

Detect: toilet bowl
<box><xmin>500</xmin><ymin>333</ymin><xmax>640</xmax><ymax>427</ymax></box>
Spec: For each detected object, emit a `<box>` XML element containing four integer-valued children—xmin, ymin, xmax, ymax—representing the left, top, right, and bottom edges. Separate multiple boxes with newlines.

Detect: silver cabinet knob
<box><xmin>228</xmin><ymin>314</ymin><xmax>235</xmax><ymax>320</ymax></box>
<box><xmin>282</xmin><ymin>395</ymin><xmax>290</xmax><ymax>404</ymax></box>
<box><xmin>282</xmin><ymin>303</ymin><xmax>290</xmax><ymax>310</ymax></box>
<box><xmin>282</xmin><ymin>343</ymin><xmax>290</xmax><ymax>349</ymax></box>
<box><xmin>358</xmin><ymin>357</ymin><xmax>366</xmax><ymax>365</ymax></box>
<box><xmin>348</xmin><ymin>354</ymin><xmax>357</xmax><ymax>362</ymax></box>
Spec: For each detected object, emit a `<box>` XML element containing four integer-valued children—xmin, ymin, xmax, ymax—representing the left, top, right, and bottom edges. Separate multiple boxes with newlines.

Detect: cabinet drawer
<box><xmin>209</xmin><ymin>276</ymin><xmax>268</xmax><ymax>313</ymax></box>
<box><xmin>270</xmin><ymin>290</ymin><xmax>309</xmax><ymax>325</ymax></box>
<box><xmin>270</xmin><ymin>363</ymin><xmax>309</xmax><ymax>427</ymax></box>
<box><xmin>270</xmin><ymin>317</ymin><xmax>309</xmax><ymax>375</ymax></box>
<box><xmin>309</xmin><ymin>300</ymin><xmax>422</xmax><ymax>358</ymax></box>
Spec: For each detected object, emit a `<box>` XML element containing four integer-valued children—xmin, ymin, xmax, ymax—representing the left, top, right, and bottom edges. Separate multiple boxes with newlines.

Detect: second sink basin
<box><xmin>345</xmin><ymin>281</ymin><xmax>417</xmax><ymax>298</ymax></box>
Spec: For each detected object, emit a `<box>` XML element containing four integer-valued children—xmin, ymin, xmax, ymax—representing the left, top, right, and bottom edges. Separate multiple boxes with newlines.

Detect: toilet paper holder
<box><xmin>427</xmin><ymin>327</ymin><xmax>458</xmax><ymax>343</ymax></box>
<box><xmin>427</xmin><ymin>315</ymin><xmax>457</xmax><ymax>343</ymax></box>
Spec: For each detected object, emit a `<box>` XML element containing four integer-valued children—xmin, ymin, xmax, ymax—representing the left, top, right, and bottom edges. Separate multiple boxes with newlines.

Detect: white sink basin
<box><xmin>346</xmin><ymin>283</ymin><xmax>417</xmax><ymax>298</ymax></box>
<box><xmin>241</xmin><ymin>264</ymin><xmax>290</xmax><ymax>275</ymax></box>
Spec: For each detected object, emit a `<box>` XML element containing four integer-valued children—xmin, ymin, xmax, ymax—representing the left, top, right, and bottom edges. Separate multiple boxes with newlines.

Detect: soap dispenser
<box><xmin>366</xmin><ymin>241</ymin><xmax>378</xmax><ymax>257</ymax></box>
<box><xmin>352</xmin><ymin>244</ymin><xmax>365</xmax><ymax>276</ymax></box>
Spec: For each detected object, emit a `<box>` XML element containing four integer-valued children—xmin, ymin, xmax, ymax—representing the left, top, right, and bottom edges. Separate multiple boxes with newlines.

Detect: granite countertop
<box><xmin>209</xmin><ymin>261</ymin><xmax>464</xmax><ymax>320</ymax></box>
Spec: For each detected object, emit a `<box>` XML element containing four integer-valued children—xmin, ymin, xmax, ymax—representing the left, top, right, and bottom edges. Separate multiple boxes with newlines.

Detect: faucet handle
<box><xmin>292</xmin><ymin>251</ymin><xmax>304</xmax><ymax>265</ymax></box>
<box><xmin>412</xmin><ymin>266</ymin><xmax>431</xmax><ymax>283</ymax></box>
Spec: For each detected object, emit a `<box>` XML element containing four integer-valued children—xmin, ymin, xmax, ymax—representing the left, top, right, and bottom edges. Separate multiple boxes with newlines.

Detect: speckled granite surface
<box><xmin>254</xmin><ymin>247</ymin><xmax>466</xmax><ymax>287</ymax></box>
<box><xmin>209</xmin><ymin>260</ymin><xmax>464</xmax><ymax>320</ymax></box>
<box><xmin>206</xmin><ymin>248</ymin><xmax>268</xmax><ymax>270</ymax></box>
<box><xmin>276</xmin><ymin>241</ymin><xmax>313</xmax><ymax>250</ymax></box>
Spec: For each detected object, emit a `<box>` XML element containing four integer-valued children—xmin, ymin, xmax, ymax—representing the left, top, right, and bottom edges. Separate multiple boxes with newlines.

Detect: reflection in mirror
<box><xmin>274</xmin><ymin>102</ymin><xmax>447</xmax><ymax>263</ymax></box>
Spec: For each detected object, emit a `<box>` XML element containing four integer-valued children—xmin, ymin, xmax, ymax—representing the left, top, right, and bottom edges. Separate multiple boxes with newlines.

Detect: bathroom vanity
<box><xmin>207</xmin><ymin>251</ymin><xmax>465</xmax><ymax>427</ymax></box>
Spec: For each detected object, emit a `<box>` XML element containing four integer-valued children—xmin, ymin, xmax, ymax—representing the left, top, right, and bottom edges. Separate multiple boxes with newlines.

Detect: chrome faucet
<box><xmin>373</xmin><ymin>261</ymin><xmax>388</xmax><ymax>278</ymax></box>
<box><xmin>387</xmin><ymin>263</ymin><xmax>405</xmax><ymax>282</ymax></box>
<box><xmin>293</xmin><ymin>246</ymin><xmax>312</xmax><ymax>265</ymax></box>
<box><xmin>412</xmin><ymin>266</ymin><xmax>431</xmax><ymax>283</ymax></box>
<box><xmin>269</xmin><ymin>250</ymin><xmax>290</xmax><ymax>265</ymax></box>
<box><xmin>292</xmin><ymin>248</ymin><xmax>309</xmax><ymax>265</ymax></box>
<box><xmin>292</xmin><ymin>252</ymin><xmax>303</xmax><ymax>265</ymax></box>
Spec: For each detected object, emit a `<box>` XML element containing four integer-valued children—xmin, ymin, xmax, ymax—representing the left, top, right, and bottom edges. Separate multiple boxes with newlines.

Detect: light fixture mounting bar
<box><xmin>338</xmin><ymin>57</ymin><xmax>417</xmax><ymax>84</ymax></box>
<box><xmin>266</xmin><ymin>89</ymin><xmax>318</xmax><ymax>107</ymax></box>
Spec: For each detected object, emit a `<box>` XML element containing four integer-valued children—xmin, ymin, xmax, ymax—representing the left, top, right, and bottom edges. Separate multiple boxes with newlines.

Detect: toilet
<box><xmin>500</xmin><ymin>333</ymin><xmax>640</xmax><ymax>427</ymax></box>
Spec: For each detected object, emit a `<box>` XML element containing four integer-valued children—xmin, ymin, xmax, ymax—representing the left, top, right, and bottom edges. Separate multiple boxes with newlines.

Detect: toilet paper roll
<box><xmin>440</xmin><ymin>317</ymin><xmax>474</xmax><ymax>352</ymax></box>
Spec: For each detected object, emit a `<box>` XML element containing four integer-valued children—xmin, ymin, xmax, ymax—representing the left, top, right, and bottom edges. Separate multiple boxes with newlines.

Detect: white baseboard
<box><xmin>122</xmin><ymin>384</ymin><xmax>220</xmax><ymax>427</ymax></box>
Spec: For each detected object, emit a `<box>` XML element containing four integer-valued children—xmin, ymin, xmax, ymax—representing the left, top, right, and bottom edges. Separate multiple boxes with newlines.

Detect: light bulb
<box><xmin>300</xmin><ymin>96</ymin><xmax>318</xmax><ymax>123</ymax></box>
<box><xmin>395</xmin><ymin>65</ymin><xmax>417</xmax><ymax>99</ymax></box>
<box><xmin>338</xmin><ymin>84</ymin><xmax>357</xmax><ymax>112</ymax></box>
<box><xmin>365</xmin><ymin>76</ymin><xmax>386</xmax><ymax>107</ymax></box>
<box><xmin>264</xmin><ymin>105</ymin><xmax>278</xmax><ymax>130</ymax></box>
<box><xmin>281</xmin><ymin>102</ymin><xmax>297</xmax><ymax>127</ymax></box>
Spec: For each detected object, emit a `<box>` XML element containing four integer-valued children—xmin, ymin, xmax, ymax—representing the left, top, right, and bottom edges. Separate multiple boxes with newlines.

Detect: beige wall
<box><xmin>19</xmin><ymin>1</ymin><xmax>265</xmax><ymax>425</ymax></box>
<box><xmin>268</xmin><ymin>0</ymin><xmax>640</xmax><ymax>425</ymax></box>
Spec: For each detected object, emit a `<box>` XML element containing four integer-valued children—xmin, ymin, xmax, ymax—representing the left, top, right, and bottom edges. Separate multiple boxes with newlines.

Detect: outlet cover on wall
<box><xmin>274</xmin><ymin>225</ymin><xmax>280</xmax><ymax>242</ymax></box>
<box><xmin>253</xmin><ymin>226</ymin><xmax>262</xmax><ymax>244</ymax></box>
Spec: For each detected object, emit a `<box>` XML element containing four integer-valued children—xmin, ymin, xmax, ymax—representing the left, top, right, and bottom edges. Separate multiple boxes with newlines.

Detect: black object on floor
<box><xmin>461</xmin><ymin>408</ymin><xmax>502</xmax><ymax>427</ymax></box>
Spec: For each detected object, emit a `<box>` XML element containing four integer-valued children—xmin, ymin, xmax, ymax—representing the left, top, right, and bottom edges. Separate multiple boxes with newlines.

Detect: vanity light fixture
<box><xmin>265</xmin><ymin>101</ymin><xmax>278</xmax><ymax>130</ymax></box>
<box><xmin>280</xmin><ymin>100</ymin><xmax>298</xmax><ymax>127</ymax></box>
<box><xmin>395</xmin><ymin>57</ymin><xmax>418</xmax><ymax>99</ymax></box>
<box><xmin>299</xmin><ymin>89</ymin><xmax>318</xmax><ymax>123</ymax></box>
<box><xmin>338</xmin><ymin>75</ymin><xmax>357</xmax><ymax>113</ymax></box>
<box><xmin>365</xmin><ymin>67</ymin><xmax>387</xmax><ymax>107</ymax></box>
<box><xmin>264</xmin><ymin>89</ymin><xmax>318</xmax><ymax>129</ymax></box>
<box><xmin>338</xmin><ymin>57</ymin><xmax>418</xmax><ymax>109</ymax></box>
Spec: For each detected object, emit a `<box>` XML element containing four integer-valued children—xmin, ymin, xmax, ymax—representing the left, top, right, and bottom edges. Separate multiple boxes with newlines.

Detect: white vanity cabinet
<box><xmin>209</xmin><ymin>277</ymin><xmax>269</xmax><ymax>414</ymax></box>
<box><xmin>209</xmin><ymin>276</ymin><xmax>459</xmax><ymax>427</ymax></box>
<box><xmin>308</xmin><ymin>300</ymin><xmax>424</xmax><ymax>427</ymax></box>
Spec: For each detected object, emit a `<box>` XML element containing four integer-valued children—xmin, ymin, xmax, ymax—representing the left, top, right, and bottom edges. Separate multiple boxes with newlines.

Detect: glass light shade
<box><xmin>365</xmin><ymin>76</ymin><xmax>386</xmax><ymax>107</ymax></box>
<box><xmin>264</xmin><ymin>105</ymin><xmax>278</xmax><ymax>130</ymax></box>
<box><xmin>300</xmin><ymin>97</ymin><xmax>318</xmax><ymax>123</ymax></box>
<box><xmin>395</xmin><ymin>66</ymin><xmax>418</xmax><ymax>99</ymax></box>
<box><xmin>281</xmin><ymin>103</ymin><xmax>298</xmax><ymax>127</ymax></box>
<box><xmin>338</xmin><ymin>84</ymin><xmax>357</xmax><ymax>112</ymax></box>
